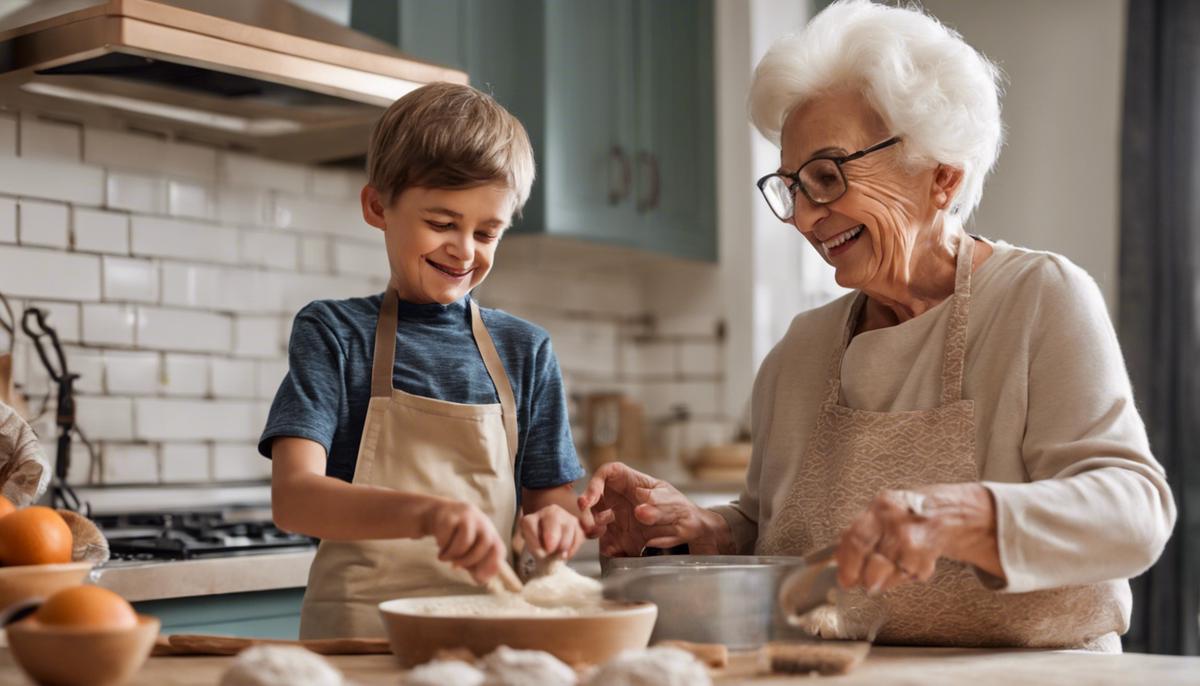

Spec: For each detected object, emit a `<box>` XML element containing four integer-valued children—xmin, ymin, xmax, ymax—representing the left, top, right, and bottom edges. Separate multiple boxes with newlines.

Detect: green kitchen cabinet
<box><xmin>351</xmin><ymin>0</ymin><xmax>716</xmax><ymax>262</ymax></box>
<box><xmin>134</xmin><ymin>589</ymin><xmax>303</xmax><ymax>639</ymax></box>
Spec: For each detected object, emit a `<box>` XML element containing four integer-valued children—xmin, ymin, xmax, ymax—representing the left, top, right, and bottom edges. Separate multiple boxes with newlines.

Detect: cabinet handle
<box><xmin>608</xmin><ymin>146</ymin><xmax>632</xmax><ymax>205</ymax></box>
<box><xmin>636</xmin><ymin>151</ymin><xmax>661</xmax><ymax>213</ymax></box>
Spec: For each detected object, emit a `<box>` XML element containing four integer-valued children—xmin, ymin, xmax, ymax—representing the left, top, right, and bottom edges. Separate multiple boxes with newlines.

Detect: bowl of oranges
<box><xmin>0</xmin><ymin>497</ymin><xmax>95</xmax><ymax>611</ymax></box>
<box><xmin>7</xmin><ymin>585</ymin><xmax>160</xmax><ymax>686</ymax></box>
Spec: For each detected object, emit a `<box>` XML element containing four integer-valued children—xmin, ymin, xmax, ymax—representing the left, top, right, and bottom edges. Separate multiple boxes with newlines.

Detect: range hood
<box><xmin>0</xmin><ymin>0</ymin><xmax>466</xmax><ymax>163</ymax></box>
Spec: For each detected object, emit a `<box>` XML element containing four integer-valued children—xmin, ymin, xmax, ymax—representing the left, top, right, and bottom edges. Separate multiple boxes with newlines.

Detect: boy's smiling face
<box><xmin>362</xmin><ymin>183</ymin><xmax>514</xmax><ymax>305</ymax></box>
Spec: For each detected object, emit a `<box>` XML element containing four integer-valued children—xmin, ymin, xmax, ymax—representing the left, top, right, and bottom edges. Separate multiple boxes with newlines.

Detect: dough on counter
<box><xmin>405</xmin><ymin>659</ymin><xmax>486</xmax><ymax>686</ymax></box>
<box><xmin>585</xmin><ymin>647</ymin><xmax>711</xmax><ymax>686</ymax></box>
<box><xmin>219</xmin><ymin>645</ymin><xmax>342</xmax><ymax>686</ymax></box>
<box><xmin>479</xmin><ymin>646</ymin><xmax>577</xmax><ymax>686</ymax></box>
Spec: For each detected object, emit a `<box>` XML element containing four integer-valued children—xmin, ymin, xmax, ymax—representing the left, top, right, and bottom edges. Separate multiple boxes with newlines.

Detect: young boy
<box><xmin>259</xmin><ymin>82</ymin><xmax>586</xmax><ymax>640</ymax></box>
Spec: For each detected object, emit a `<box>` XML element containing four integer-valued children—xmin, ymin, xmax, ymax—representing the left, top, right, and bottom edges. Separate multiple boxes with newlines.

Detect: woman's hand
<box><xmin>577</xmin><ymin>462</ymin><xmax>733</xmax><ymax>556</ymax></box>
<box><xmin>835</xmin><ymin>483</ymin><xmax>1003</xmax><ymax>594</ymax></box>
<box><xmin>519</xmin><ymin>504</ymin><xmax>585</xmax><ymax>559</ymax></box>
<box><xmin>425</xmin><ymin>499</ymin><xmax>507</xmax><ymax>585</ymax></box>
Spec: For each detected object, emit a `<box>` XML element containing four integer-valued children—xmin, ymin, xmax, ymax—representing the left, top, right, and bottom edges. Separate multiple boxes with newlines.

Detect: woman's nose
<box><xmin>791</xmin><ymin>191</ymin><xmax>829</xmax><ymax>235</ymax></box>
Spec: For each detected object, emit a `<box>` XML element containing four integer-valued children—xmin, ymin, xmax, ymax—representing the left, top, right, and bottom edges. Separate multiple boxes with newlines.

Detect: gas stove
<box><xmin>94</xmin><ymin>508</ymin><xmax>316</xmax><ymax>561</ymax></box>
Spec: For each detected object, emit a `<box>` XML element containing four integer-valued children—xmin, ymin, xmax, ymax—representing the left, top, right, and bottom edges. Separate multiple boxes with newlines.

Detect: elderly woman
<box><xmin>579</xmin><ymin>0</ymin><xmax>1175</xmax><ymax>652</ymax></box>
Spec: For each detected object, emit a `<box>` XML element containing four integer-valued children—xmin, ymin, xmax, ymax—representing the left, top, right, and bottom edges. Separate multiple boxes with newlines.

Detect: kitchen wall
<box><xmin>0</xmin><ymin>112</ymin><xmax>730</xmax><ymax>491</ymax></box>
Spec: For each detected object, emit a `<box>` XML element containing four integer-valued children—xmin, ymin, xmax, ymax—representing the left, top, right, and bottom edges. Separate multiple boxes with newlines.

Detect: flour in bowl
<box><xmin>521</xmin><ymin>562</ymin><xmax>603</xmax><ymax>608</ymax></box>
<box><xmin>404</xmin><ymin>564</ymin><xmax>605</xmax><ymax>617</ymax></box>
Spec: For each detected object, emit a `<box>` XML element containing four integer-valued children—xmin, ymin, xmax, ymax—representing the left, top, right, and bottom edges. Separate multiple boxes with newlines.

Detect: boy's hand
<box><xmin>427</xmin><ymin>500</ymin><xmax>506</xmax><ymax>585</ymax></box>
<box><xmin>519</xmin><ymin>504</ymin><xmax>585</xmax><ymax>559</ymax></box>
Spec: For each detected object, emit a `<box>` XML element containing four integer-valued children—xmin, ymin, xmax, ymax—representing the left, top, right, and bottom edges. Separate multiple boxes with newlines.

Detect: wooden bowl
<box><xmin>0</xmin><ymin>561</ymin><xmax>93</xmax><ymax>613</ymax></box>
<box><xmin>7</xmin><ymin>614</ymin><xmax>160</xmax><ymax>686</ymax></box>
<box><xmin>378</xmin><ymin>596</ymin><xmax>657</xmax><ymax>668</ymax></box>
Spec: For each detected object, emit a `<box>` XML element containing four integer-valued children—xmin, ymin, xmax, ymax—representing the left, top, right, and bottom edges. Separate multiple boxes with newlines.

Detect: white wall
<box><xmin>920</xmin><ymin>0</ymin><xmax>1127</xmax><ymax>310</ymax></box>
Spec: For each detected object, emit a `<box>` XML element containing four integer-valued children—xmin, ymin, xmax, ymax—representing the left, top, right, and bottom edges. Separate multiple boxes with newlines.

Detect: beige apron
<box><xmin>299</xmin><ymin>290</ymin><xmax>519</xmax><ymax>639</ymax></box>
<box><xmin>760</xmin><ymin>237</ymin><xmax>1126</xmax><ymax>651</ymax></box>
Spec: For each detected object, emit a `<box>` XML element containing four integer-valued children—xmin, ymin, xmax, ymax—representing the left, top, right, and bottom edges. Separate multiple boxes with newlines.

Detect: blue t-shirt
<box><xmin>258</xmin><ymin>293</ymin><xmax>584</xmax><ymax>501</ymax></box>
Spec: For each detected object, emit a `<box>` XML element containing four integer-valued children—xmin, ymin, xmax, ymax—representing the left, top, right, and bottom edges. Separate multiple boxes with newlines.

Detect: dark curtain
<box><xmin>1119</xmin><ymin>0</ymin><xmax>1200</xmax><ymax>657</ymax></box>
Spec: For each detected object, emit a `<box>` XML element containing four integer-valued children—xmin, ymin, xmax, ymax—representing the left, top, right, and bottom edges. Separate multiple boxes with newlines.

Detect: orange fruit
<box><xmin>0</xmin><ymin>506</ymin><xmax>73</xmax><ymax>566</ymax></box>
<box><xmin>0</xmin><ymin>496</ymin><xmax>14</xmax><ymax>519</ymax></box>
<box><xmin>35</xmin><ymin>585</ymin><xmax>137</xmax><ymax>630</ymax></box>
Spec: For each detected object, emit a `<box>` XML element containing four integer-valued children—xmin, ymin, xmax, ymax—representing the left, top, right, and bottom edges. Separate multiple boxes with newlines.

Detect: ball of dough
<box><xmin>586</xmin><ymin>647</ymin><xmax>710</xmax><ymax>686</ymax></box>
<box><xmin>219</xmin><ymin>645</ymin><xmax>342</xmax><ymax>686</ymax></box>
<box><xmin>405</xmin><ymin>659</ymin><xmax>486</xmax><ymax>686</ymax></box>
<box><xmin>480</xmin><ymin>646</ymin><xmax>577</xmax><ymax>686</ymax></box>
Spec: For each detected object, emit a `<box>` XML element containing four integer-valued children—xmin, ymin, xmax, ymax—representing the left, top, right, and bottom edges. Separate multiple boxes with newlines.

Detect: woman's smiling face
<box><xmin>362</xmin><ymin>182</ymin><xmax>514</xmax><ymax>304</ymax></box>
<box><xmin>779</xmin><ymin>89</ymin><xmax>944</xmax><ymax>291</ymax></box>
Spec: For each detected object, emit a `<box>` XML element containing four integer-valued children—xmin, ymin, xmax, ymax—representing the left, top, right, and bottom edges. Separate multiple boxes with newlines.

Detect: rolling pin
<box><xmin>152</xmin><ymin>634</ymin><xmax>392</xmax><ymax>656</ymax></box>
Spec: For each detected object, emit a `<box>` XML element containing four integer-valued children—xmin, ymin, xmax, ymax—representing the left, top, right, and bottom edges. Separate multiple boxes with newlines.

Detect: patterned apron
<box><xmin>299</xmin><ymin>289</ymin><xmax>519</xmax><ymax>639</ymax></box>
<box><xmin>759</xmin><ymin>237</ymin><xmax>1126</xmax><ymax>651</ymax></box>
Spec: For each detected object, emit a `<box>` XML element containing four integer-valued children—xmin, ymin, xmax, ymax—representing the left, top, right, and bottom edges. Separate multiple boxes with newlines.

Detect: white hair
<box><xmin>749</xmin><ymin>0</ymin><xmax>1004</xmax><ymax>219</ymax></box>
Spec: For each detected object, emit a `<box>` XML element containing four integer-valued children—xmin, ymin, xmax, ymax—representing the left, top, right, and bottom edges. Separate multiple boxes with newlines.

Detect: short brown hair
<box><xmin>366</xmin><ymin>82</ymin><xmax>535</xmax><ymax>214</ymax></box>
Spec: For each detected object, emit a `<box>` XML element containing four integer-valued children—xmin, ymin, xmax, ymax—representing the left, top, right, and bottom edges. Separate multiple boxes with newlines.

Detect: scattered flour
<box><xmin>480</xmin><ymin>646</ymin><xmax>577</xmax><ymax>686</ymax></box>
<box><xmin>219</xmin><ymin>645</ymin><xmax>342</xmax><ymax>686</ymax></box>
<box><xmin>404</xmin><ymin>659</ymin><xmax>486</xmax><ymax>686</ymax></box>
<box><xmin>585</xmin><ymin>647</ymin><xmax>711</xmax><ymax>686</ymax></box>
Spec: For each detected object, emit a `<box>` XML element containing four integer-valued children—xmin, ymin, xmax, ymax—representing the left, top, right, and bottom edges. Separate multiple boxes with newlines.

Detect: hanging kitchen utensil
<box><xmin>21</xmin><ymin>307</ymin><xmax>89</xmax><ymax>515</ymax></box>
<box><xmin>0</xmin><ymin>292</ymin><xmax>30</xmax><ymax>419</ymax></box>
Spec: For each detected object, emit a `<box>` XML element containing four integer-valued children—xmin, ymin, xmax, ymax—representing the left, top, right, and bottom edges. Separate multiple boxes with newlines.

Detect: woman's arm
<box><xmin>271</xmin><ymin>436</ymin><xmax>507</xmax><ymax>583</ymax></box>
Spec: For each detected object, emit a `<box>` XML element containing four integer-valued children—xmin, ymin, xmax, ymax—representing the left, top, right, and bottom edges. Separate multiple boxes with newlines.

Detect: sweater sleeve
<box><xmin>982</xmin><ymin>257</ymin><xmax>1176</xmax><ymax>593</ymax></box>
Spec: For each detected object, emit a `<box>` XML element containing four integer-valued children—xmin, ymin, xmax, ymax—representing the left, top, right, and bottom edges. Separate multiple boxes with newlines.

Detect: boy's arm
<box><xmin>521</xmin><ymin>483</ymin><xmax>580</xmax><ymax>516</ymax></box>
<box><xmin>272</xmin><ymin>437</ymin><xmax>507</xmax><ymax>583</ymax></box>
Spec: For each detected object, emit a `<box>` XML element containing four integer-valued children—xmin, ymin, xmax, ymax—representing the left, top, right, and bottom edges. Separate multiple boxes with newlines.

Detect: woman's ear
<box><xmin>931</xmin><ymin>165</ymin><xmax>965</xmax><ymax>210</ymax></box>
<box><xmin>361</xmin><ymin>185</ymin><xmax>388</xmax><ymax>231</ymax></box>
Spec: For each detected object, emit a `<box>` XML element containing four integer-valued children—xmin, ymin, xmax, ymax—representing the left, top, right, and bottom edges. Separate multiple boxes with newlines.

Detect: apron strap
<box><xmin>940</xmin><ymin>235</ymin><xmax>975</xmax><ymax>405</ymax></box>
<box><xmin>822</xmin><ymin>234</ymin><xmax>977</xmax><ymax>408</ymax></box>
<box><xmin>470</xmin><ymin>300</ymin><xmax>519</xmax><ymax>467</ymax></box>
<box><xmin>370</xmin><ymin>289</ymin><xmax>400</xmax><ymax>399</ymax></box>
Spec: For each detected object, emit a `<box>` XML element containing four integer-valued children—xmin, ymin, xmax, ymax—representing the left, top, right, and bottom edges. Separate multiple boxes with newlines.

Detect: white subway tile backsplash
<box><xmin>678</xmin><ymin>342</ymin><xmax>720</xmax><ymax>377</ymax></box>
<box><xmin>220</xmin><ymin>269</ymin><xmax>286</xmax><ymax>314</ymax></box>
<box><xmin>211</xmin><ymin>358</ymin><xmax>257</xmax><ymax>398</ymax></box>
<box><xmin>216</xmin><ymin>188</ymin><xmax>271</xmax><ymax>227</ymax></box>
<box><xmin>255</xmin><ymin>360</ymin><xmax>288</xmax><ymax>399</ymax></box>
<box><xmin>75</xmin><ymin>396</ymin><xmax>134</xmax><ymax>441</ymax></box>
<box><xmin>82</xmin><ymin>303</ymin><xmax>137</xmax><ymax>346</ymax></box>
<box><xmin>167</xmin><ymin>180</ymin><xmax>215</xmax><ymax>220</ymax></box>
<box><xmin>542</xmin><ymin>318</ymin><xmax>618</xmax><ymax>378</ymax></box>
<box><xmin>26</xmin><ymin>301</ymin><xmax>81</xmax><ymax>343</ymax></box>
<box><xmin>332</xmin><ymin>240</ymin><xmax>387</xmax><ymax>278</ymax></box>
<box><xmin>102</xmin><ymin>256</ymin><xmax>158</xmax><ymax>303</ymax></box>
<box><xmin>61</xmin><ymin>345</ymin><xmax>104</xmax><ymax>394</ymax></box>
<box><xmin>17</xmin><ymin>199</ymin><xmax>70</xmax><ymax>249</ymax></box>
<box><xmin>61</xmin><ymin>437</ymin><xmax>93</xmax><ymax>485</ymax></box>
<box><xmin>0</xmin><ymin>246</ymin><xmax>101</xmax><ymax>301</ymax></box>
<box><xmin>0</xmin><ymin>197</ymin><xmax>15</xmax><ymax>243</ymax></box>
<box><xmin>134</xmin><ymin>398</ymin><xmax>260</xmax><ymax>441</ymax></box>
<box><xmin>273</xmin><ymin>193</ymin><xmax>362</xmax><ymax>235</ymax></box>
<box><xmin>131</xmin><ymin>216</ymin><xmax>238</xmax><ymax>264</ymax></box>
<box><xmin>0</xmin><ymin>156</ymin><xmax>104</xmax><ymax>206</ymax></box>
<box><xmin>106</xmin><ymin>172</ymin><xmax>167</xmax><ymax>214</ymax></box>
<box><xmin>161</xmin><ymin>354</ymin><xmax>209</xmax><ymax>396</ymax></box>
<box><xmin>220</xmin><ymin>153</ymin><xmax>308</xmax><ymax>194</ymax></box>
<box><xmin>0</xmin><ymin>114</ymin><xmax>15</xmax><ymax>156</ymax></box>
<box><xmin>101</xmin><ymin>443</ymin><xmax>158</xmax><ymax>484</ymax></box>
<box><xmin>19</xmin><ymin>116</ymin><xmax>81</xmax><ymax>160</ymax></box>
<box><xmin>160</xmin><ymin>443</ymin><xmax>211</xmax><ymax>482</ymax></box>
<box><xmin>103</xmin><ymin>350</ymin><xmax>159</xmax><ymax>395</ymax></box>
<box><xmin>72</xmin><ymin>208</ymin><xmax>129</xmax><ymax>254</ymax></box>
<box><xmin>310</xmin><ymin>167</ymin><xmax>363</xmax><ymax>200</ymax></box>
<box><xmin>212</xmin><ymin>442</ymin><xmax>271</xmax><ymax>481</ymax></box>
<box><xmin>84</xmin><ymin>129</ymin><xmax>218</xmax><ymax>182</ymax></box>
<box><xmin>160</xmin><ymin>262</ymin><xmax>222</xmax><ymax>309</ymax></box>
<box><xmin>233</xmin><ymin>316</ymin><xmax>284</xmax><ymax>358</ymax></box>
<box><xmin>239</xmin><ymin>230</ymin><xmax>298</xmax><ymax>270</ymax></box>
<box><xmin>621</xmin><ymin>341</ymin><xmax>675</xmax><ymax>380</ymax></box>
<box><xmin>137</xmin><ymin>307</ymin><xmax>231</xmax><ymax>353</ymax></box>
<box><xmin>299</xmin><ymin>236</ymin><xmax>330</xmax><ymax>273</ymax></box>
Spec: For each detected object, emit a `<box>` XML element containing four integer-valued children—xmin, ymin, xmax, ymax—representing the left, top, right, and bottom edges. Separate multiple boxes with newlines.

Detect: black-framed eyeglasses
<box><xmin>756</xmin><ymin>136</ymin><xmax>902</xmax><ymax>222</ymax></box>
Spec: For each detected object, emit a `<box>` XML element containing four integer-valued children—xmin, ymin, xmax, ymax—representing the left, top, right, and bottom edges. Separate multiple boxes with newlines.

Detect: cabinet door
<box><xmin>633</xmin><ymin>0</ymin><xmax>717</xmax><ymax>261</ymax></box>
<box><xmin>542</xmin><ymin>0</ymin><xmax>640</xmax><ymax>245</ymax></box>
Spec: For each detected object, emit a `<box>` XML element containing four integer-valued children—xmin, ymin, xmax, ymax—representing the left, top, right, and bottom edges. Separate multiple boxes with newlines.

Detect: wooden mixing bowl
<box><xmin>378</xmin><ymin>596</ymin><xmax>657</xmax><ymax>667</ymax></box>
<box><xmin>0</xmin><ymin>561</ymin><xmax>93</xmax><ymax>613</ymax></box>
<box><xmin>6</xmin><ymin>614</ymin><xmax>160</xmax><ymax>686</ymax></box>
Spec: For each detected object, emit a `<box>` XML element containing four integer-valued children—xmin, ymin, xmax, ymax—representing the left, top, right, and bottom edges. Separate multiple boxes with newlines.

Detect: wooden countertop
<box><xmin>3</xmin><ymin>645</ymin><xmax>1198</xmax><ymax>685</ymax></box>
<box><xmin>90</xmin><ymin>551</ymin><xmax>316</xmax><ymax>602</ymax></box>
